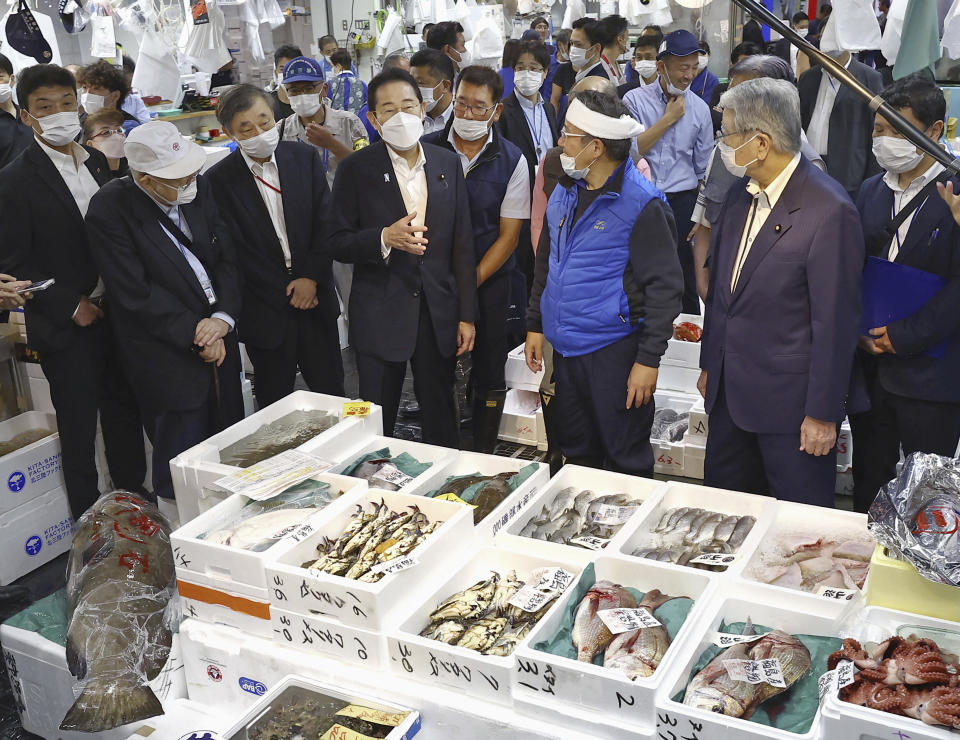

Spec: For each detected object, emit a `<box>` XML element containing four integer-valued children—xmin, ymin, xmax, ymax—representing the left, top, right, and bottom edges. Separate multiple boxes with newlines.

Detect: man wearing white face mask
<box><xmin>690</xmin><ymin>40</ymin><xmax>719</xmax><ymax>104</ymax></box>
<box><xmin>851</xmin><ymin>76</ymin><xmax>960</xmax><ymax>514</ymax></box>
<box><xmin>0</xmin><ymin>53</ymin><xmax>32</xmax><ymax>169</ymax></box>
<box><xmin>426</xmin><ymin>22</ymin><xmax>471</xmax><ymax>76</ymax></box>
<box><xmin>79</xmin><ymin>60</ymin><xmax>142</xmax><ymax>135</ymax></box>
<box><xmin>85</xmin><ymin>121</ymin><xmax>244</xmax><ymax>515</ymax></box>
<box><xmin>328</xmin><ymin>68</ymin><xmax>476</xmax><ymax>447</ymax></box>
<box><xmin>410</xmin><ymin>49</ymin><xmax>455</xmax><ymax>137</ymax></box>
<box><xmin>569</xmin><ymin>19</ymin><xmax>610</xmax><ymax>84</ymax></box>
<box><xmin>618</xmin><ymin>36</ymin><xmax>660</xmax><ymax>98</ymax></box>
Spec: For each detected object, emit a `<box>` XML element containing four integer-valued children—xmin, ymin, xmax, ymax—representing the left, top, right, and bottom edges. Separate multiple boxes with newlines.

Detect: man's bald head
<box><xmin>570</xmin><ymin>75</ymin><xmax>617</xmax><ymax>98</ymax></box>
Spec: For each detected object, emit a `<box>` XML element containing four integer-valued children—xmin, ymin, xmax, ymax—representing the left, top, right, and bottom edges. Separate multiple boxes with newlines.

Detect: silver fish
<box><xmin>712</xmin><ymin>514</ymin><xmax>742</xmax><ymax>544</ymax></box>
<box><xmin>727</xmin><ymin>516</ymin><xmax>756</xmax><ymax>549</ymax></box>
<box><xmin>691</xmin><ymin>512</ymin><xmax>726</xmax><ymax>545</ymax></box>
<box><xmin>547</xmin><ymin>487</ymin><xmax>578</xmax><ymax>519</ymax></box>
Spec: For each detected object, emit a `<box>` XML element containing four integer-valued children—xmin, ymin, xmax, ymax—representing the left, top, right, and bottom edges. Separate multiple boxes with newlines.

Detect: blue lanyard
<box><xmin>521</xmin><ymin>101</ymin><xmax>545</xmax><ymax>158</ymax></box>
<box><xmin>321</xmin><ymin>147</ymin><xmax>330</xmax><ymax>174</ymax></box>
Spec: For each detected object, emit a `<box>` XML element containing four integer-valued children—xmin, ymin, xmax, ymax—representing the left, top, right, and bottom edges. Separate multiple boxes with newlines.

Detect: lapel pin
<box><xmin>775</xmin><ymin>224</ymin><xmax>782</xmax><ymax>233</ymax></box>
<box><xmin>439</xmin><ymin>173</ymin><xmax>445</xmax><ymax>180</ymax></box>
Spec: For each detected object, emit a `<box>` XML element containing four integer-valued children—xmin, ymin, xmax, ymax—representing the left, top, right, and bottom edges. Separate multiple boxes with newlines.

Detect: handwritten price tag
<box><xmin>530</xmin><ymin>567</ymin><xmax>575</xmax><ymax>594</ymax></box>
<box><xmin>508</xmin><ymin>585</ymin><xmax>555</xmax><ymax>613</ymax></box>
<box><xmin>723</xmin><ymin>658</ymin><xmax>786</xmax><ymax>688</ymax></box>
<box><xmin>342</xmin><ymin>401</ymin><xmax>372</xmax><ymax>417</ymax></box>
<box><xmin>598</xmin><ymin>607</ymin><xmax>661</xmax><ymax>634</ymax></box>
<box><xmin>570</xmin><ymin>535</ymin><xmax>609</xmax><ymax>550</ymax></box>
<box><xmin>370</xmin><ymin>463</ymin><xmax>414</xmax><ymax>490</ymax></box>
<box><xmin>592</xmin><ymin>504</ymin><xmax>638</xmax><ymax>525</ymax></box>
<box><xmin>815</xmin><ymin>585</ymin><xmax>858</xmax><ymax>601</ymax></box>
<box><xmin>711</xmin><ymin>631</ymin><xmax>765</xmax><ymax>648</ymax></box>
<box><xmin>369</xmin><ymin>555</ymin><xmax>418</xmax><ymax>576</ymax></box>
<box><xmin>688</xmin><ymin>552</ymin><xmax>738</xmax><ymax>566</ymax></box>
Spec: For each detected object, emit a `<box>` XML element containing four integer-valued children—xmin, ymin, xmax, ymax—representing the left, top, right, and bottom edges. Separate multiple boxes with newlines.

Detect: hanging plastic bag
<box><xmin>133</xmin><ymin>28</ymin><xmax>182</xmax><ymax>100</ymax></box>
<box><xmin>561</xmin><ymin>0</ymin><xmax>585</xmax><ymax>29</ymax></box>
<box><xmin>819</xmin><ymin>0</ymin><xmax>881</xmax><ymax>54</ymax></box>
<box><xmin>89</xmin><ymin>15</ymin><xmax>115</xmax><ymax>58</ymax></box>
<box><xmin>943</xmin><ymin>0</ymin><xmax>960</xmax><ymax>58</ymax></box>
<box><xmin>880</xmin><ymin>0</ymin><xmax>909</xmax><ymax>65</ymax></box>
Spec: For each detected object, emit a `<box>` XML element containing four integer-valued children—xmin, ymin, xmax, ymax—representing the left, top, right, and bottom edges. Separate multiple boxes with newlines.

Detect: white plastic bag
<box><xmin>880</xmin><ymin>0</ymin><xmax>909</xmax><ymax>65</ymax></box>
<box><xmin>943</xmin><ymin>0</ymin><xmax>960</xmax><ymax>58</ymax></box>
<box><xmin>819</xmin><ymin>0</ymin><xmax>882</xmax><ymax>54</ymax></box>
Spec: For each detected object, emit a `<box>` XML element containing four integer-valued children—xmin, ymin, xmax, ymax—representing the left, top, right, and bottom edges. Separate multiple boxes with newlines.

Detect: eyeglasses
<box><xmin>90</xmin><ymin>128</ymin><xmax>124</xmax><ymax>139</ymax></box>
<box><xmin>375</xmin><ymin>103</ymin><xmax>423</xmax><ymax>121</ymax></box>
<box><xmin>560</xmin><ymin>128</ymin><xmax>587</xmax><ymax>138</ymax></box>
<box><xmin>453</xmin><ymin>100</ymin><xmax>496</xmax><ymax>117</ymax></box>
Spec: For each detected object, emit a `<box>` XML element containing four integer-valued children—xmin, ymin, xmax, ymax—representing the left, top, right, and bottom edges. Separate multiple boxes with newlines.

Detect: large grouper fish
<box><xmin>60</xmin><ymin>492</ymin><xmax>177</xmax><ymax>732</ymax></box>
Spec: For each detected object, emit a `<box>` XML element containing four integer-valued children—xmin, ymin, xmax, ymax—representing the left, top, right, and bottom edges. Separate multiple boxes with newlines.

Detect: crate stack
<box><xmin>499</xmin><ymin>344</ymin><xmax>547</xmax><ymax>450</ymax></box>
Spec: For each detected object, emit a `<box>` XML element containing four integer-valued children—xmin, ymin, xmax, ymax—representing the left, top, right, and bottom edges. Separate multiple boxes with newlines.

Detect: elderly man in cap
<box><xmin>85</xmin><ymin>121</ymin><xmax>243</xmax><ymax>522</ymax></box>
<box><xmin>526</xmin><ymin>91</ymin><xmax>683</xmax><ymax>476</ymax></box>
<box><xmin>698</xmin><ymin>78</ymin><xmax>863</xmax><ymax>507</ymax></box>
<box><xmin>624</xmin><ymin>29</ymin><xmax>714</xmax><ymax>315</ymax></box>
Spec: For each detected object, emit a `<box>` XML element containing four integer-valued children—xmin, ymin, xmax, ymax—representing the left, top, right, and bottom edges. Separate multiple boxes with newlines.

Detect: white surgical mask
<box><xmin>451</xmin><ymin>47</ymin><xmax>471</xmax><ymax>69</ymax></box>
<box><xmin>30</xmin><ymin>110</ymin><xmax>81</xmax><ymax>146</ymax></box>
<box><xmin>238</xmin><ymin>126</ymin><xmax>280</xmax><ymax>159</ymax></box>
<box><xmin>718</xmin><ymin>134</ymin><xmax>758</xmax><ymax>178</ymax></box>
<box><xmin>661</xmin><ymin>70</ymin><xmax>687</xmax><ymax>96</ymax></box>
<box><xmin>81</xmin><ymin>91</ymin><xmax>104</xmax><ymax>115</ymax></box>
<box><xmin>0</xmin><ymin>83</ymin><xmax>12</xmax><ymax>104</ymax></box>
<box><xmin>872</xmin><ymin>135</ymin><xmax>925</xmax><ymax>174</ymax></box>
<box><xmin>634</xmin><ymin>59</ymin><xmax>658</xmax><ymax>80</ymax></box>
<box><xmin>560</xmin><ymin>140</ymin><xmax>598</xmax><ymax>180</ymax></box>
<box><xmin>514</xmin><ymin>70</ymin><xmax>543</xmax><ymax>97</ymax></box>
<box><xmin>797</xmin><ymin>27</ymin><xmax>810</xmax><ymax>37</ymax></box>
<box><xmin>288</xmin><ymin>93</ymin><xmax>323</xmax><ymax>118</ymax></box>
<box><xmin>698</xmin><ymin>54</ymin><xmax>709</xmax><ymax>72</ymax></box>
<box><xmin>378</xmin><ymin>111</ymin><xmax>424</xmax><ymax>151</ymax></box>
<box><xmin>154</xmin><ymin>177</ymin><xmax>198</xmax><ymax>206</ymax></box>
<box><xmin>453</xmin><ymin>107</ymin><xmax>495</xmax><ymax>141</ymax></box>
<box><xmin>419</xmin><ymin>82</ymin><xmax>442</xmax><ymax>113</ymax></box>
<box><xmin>568</xmin><ymin>46</ymin><xmax>589</xmax><ymax>70</ymax></box>
<box><xmin>96</xmin><ymin>132</ymin><xmax>126</xmax><ymax>159</ymax></box>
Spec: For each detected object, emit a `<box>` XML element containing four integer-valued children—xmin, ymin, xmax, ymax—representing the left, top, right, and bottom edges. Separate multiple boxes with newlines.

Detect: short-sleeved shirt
<box><xmin>552</xmin><ymin>62</ymin><xmax>576</xmax><ymax>95</ymax></box>
<box><xmin>447</xmin><ymin>126</ymin><xmax>531</xmax><ymax>220</ymax></box>
<box><xmin>278</xmin><ymin>101</ymin><xmax>368</xmax><ymax>189</ymax></box>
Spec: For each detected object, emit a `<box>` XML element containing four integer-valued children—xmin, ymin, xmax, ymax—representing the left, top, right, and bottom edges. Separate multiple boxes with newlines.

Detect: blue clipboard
<box><xmin>861</xmin><ymin>256</ymin><xmax>948</xmax><ymax>359</ymax></box>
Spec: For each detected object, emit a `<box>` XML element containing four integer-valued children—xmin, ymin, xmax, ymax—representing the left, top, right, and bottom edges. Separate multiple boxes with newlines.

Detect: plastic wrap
<box><xmin>651</xmin><ymin>408</ymin><xmax>689</xmax><ymax>442</ymax></box>
<box><xmin>219</xmin><ymin>409</ymin><xmax>340</xmax><ymax>468</ymax></box>
<box><xmin>868</xmin><ymin>452</ymin><xmax>960</xmax><ymax>587</ymax></box>
<box><xmin>60</xmin><ymin>491</ymin><xmax>176</xmax><ymax>733</ymax></box>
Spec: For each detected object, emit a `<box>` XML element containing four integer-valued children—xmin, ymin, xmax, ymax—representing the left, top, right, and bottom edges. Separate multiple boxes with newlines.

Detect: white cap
<box><xmin>125</xmin><ymin>121</ymin><xmax>206</xmax><ymax>179</ymax></box>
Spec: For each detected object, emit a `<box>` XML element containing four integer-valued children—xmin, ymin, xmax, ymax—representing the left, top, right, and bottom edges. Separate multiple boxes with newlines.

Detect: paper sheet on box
<box><xmin>214</xmin><ymin>450</ymin><xmax>331</xmax><ymax>501</ymax></box>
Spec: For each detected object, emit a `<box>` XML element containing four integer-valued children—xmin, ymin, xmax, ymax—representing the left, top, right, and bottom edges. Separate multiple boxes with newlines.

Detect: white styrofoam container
<box><xmin>663</xmin><ymin>313</ymin><xmax>703</xmax><ymax>368</ymax></box>
<box><xmin>171</xmin><ymin>391</ymin><xmax>382</xmax><ymax>524</ymax></box>
<box><xmin>0</xmin><ymin>485</ymin><xmax>73</xmax><ymax>585</ymax></box>
<box><xmin>505</xmin><ymin>343</ymin><xmax>544</xmax><ymax>392</ymax></box>
<box><xmin>657</xmin><ymin>360</ymin><xmax>701</xmax><ymax>394</ymax></box>
<box><xmin>820</xmin><ymin>606</ymin><xmax>960</xmax><ymax>740</ymax></box>
<box><xmin>0</xmin><ymin>623</ymin><xmax>185</xmax><ymax>740</ymax></box>
<box><xmin>653</xmin><ymin>390</ymin><xmax>700</xmax><ymax>476</ymax></box>
<box><xmin>326</xmin><ymin>435</ymin><xmax>459</xmax><ymax>494</ymax></box>
<box><xmin>410</xmin><ymin>451</ymin><xmax>549</xmax><ymax>540</ymax></box>
<box><xmin>513</xmin><ymin>555</ymin><xmax>716</xmax><ymax>734</ymax></box>
<box><xmin>122</xmin><ymin>698</ymin><xmax>230</xmax><ymax>740</ymax></box>
<box><xmin>738</xmin><ymin>501</ymin><xmax>872</xmax><ymax>615</ymax></box>
<box><xmin>170</xmin><ymin>472</ymin><xmax>368</xmax><ymax>591</ymax></box>
<box><xmin>688</xmin><ymin>396</ymin><xmax>708</xmax><ymax>439</ymax></box>
<box><xmin>655</xmin><ymin>581</ymin><xmax>838</xmax><ymax>740</ymax></box>
<box><xmin>682</xmin><ymin>434</ymin><xmax>706</xmax><ymax>480</ymax></box>
<box><xmin>836</xmin><ymin>419</ymin><xmax>853</xmax><ymax>472</ymax></box>
<box><xmin>266</xmin><ymin>489</ymin><xmax>475</xmax><ymax>630</ymax></box>
<box><xmin>387</xmin><ymin>546</ymin><xmax>583</xmax><ymax>706</ymax></box>
<box><xmin>498</xmin><ymin>388</ymin><xmax>543</xmax><ymax>447</ymax></box>
<box><xmin>0</xmin><ymin>411</ymin><xmax>62</xmax><ymax>512</ymax></box>
<box><xmin>241</xmin><ymin>376</ymin><xmax>255</xmax><ymax>417</ymax></box>
<box><xmin>270</xmin><ymin>605</ymin><xmax>387</xmax><ymax>669</ymax></box>
<box><xmin>499</xmin><ymin>465</ymin><xmax>667</xmax><ymax>566</ymax></box>
<box><xmin>177</xmin><ymin>568</ymin><xmax>273</xmax><ymax>638</ymax></box>
<box><xmin>617</xmin><ymin>482</ymin><xmax>778</xmax><ymax>575</ymax></box>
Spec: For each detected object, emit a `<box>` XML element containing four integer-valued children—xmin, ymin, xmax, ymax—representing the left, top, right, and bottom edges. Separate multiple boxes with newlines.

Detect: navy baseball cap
<box><xmin>520</xmin><ymin>29</ymin><xmax>541</xmax><ymax>41</ymax></box>
<box><xmin>282</xmin><ymin>56</ymin><xmax>324</xmax><ymax>84</ymax></box>
<box><xmin>657</xmin><ymin>30</ymin><xmax>705</xmax><ymax>60</ymax></box>
<box><xmin>5</xmin><ymin>0</ymin><xmax>53</xmax><ymax>63</ymax></box>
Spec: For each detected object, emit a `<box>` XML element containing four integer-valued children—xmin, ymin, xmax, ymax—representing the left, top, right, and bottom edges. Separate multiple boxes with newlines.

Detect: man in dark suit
<box><xmin>328</xmin><ymin>68</ymin><xmax>476</xmax><ymax>447</ymax></box>
<box><xmin>852</xmin><ymin>76</ymin><xmax>960</xmax><ymax>513</ymax></box>
<box><xmin>0</xmin><ymin>64</ymin><xmax>146</xmax><ymax>517</ymax></box>
<box><xmin>207</xmin><ymin>84</ymin><xmax>343</xmax><ymax>407</ymax></box>
<box><xmin>85</xmin><ymin>121</ymin><xmax>244</xmax><ymax>515</ymax></box>
<box><xmin>698</xmin><ymin>78</ymin><xmax>864</xmax><ymax>507</ymax></box>
<box><xmin>798</xmin><ymin>50</ymin><xmax>883</xmax><ymax>197</ymax></box>
<box><xmin>773</xmin><ymin>12</ymin><xmax>810</xmax><ymax>77</ymax></box>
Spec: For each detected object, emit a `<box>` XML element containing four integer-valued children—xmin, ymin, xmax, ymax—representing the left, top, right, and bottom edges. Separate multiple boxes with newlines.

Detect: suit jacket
<box><xmin>700</xmin><ymin>156</ymin><xmax>864</xmax><ymax>433</ymax></box>
<box><xmin>497</xmin><ymin>92</ymin><xmax>559</xmax><ymax>184</ymax></box>
<box><xmin>773</xmin><ymin>37</ymin><xmax>791</xmax><ymax>63</ymax></box>
<box><xmin>327</xmin><ymin>140</ymin><xmax>476</xmax><ymax>362</ymax></box>
<box><xmin>0</xmin><ymin>140</ymin><xmax>113</xmax><ymax>353</ymax></box>
<box><xmin>798</xmin><ymin>59</ymin><xmax>883</xmax><ymax>194</ymax></box>
<box><xmin>855</xmin><ymin>172</ymin><xmax>960</xmax><ymax>403</ymax></box>
<box><xmin>0</xmin><ymin>109</ymin><xmax>33</xmax><ymax>170</ymax></box>
<box><xmin>204</xmin><ymin>141</ymin><xmax>340</xmax><ymax>350</ymax></box>
<box><xmin>85</xmin><ymin>176</ymin><xmax>242</xmax><ymax>413</ymax></box>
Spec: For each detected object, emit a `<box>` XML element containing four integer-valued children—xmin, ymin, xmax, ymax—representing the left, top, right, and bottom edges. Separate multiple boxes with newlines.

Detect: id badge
<box><xmin>200</xmin><ymin>278</ymin><xmax>217</xmax><ymax>305</ymax></box>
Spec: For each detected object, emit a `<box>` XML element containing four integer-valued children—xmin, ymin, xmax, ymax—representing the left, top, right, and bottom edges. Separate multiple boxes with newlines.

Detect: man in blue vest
<box><xmin>525</xmin><ymin>92</ymin><xmax>683</xmax><ymax>475</ymax></box>
<box><xmin>423</xmin><ymin>65</ymin><xmax>530</xmax><ymax>452</ymax></box>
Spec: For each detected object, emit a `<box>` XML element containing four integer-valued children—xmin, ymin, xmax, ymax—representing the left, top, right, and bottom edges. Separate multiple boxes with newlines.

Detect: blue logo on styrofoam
<box><xmin>239</xmin><ymin>677</ymin><xmax>266</xmax><ymax>695</ymax></box>
<box><xmin>7</xmin><ymin>472</ymin><xmax>25</xmax><ymax>492</ymax></box>
<box><xmin>178</xmin><ymin>733</ymin><xmax>218</xmax><ymax>740</ymax></box>
<box><xmin>24</xmin><ymin>536</ymin><xmax>41</xmax><ymax>556</ymax></box>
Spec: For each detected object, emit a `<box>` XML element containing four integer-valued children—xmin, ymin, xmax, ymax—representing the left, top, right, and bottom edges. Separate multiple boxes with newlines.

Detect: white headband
<box><xmin>565</xmin><ymin>97</ymin><xmax>645</xmax><ymax>140</ymax></box>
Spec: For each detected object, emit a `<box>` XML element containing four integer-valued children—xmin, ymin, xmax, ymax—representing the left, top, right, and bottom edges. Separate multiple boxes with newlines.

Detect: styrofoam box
<box><xmin>653</xmin><ymin>390</ymin><xmax>700</xmax><ymax>476</ymax></box>
<box><xmin>681</xmin><ymin>433</ymin><xmax>705</xmax><ymax>480</ymax></box>
<box><xmin>820</xmin><ymin>605</ymin><xmax>960</xmax><ymax>740</ymax></box>
<box><xmin>654</xmin><ymin>581</ymin><xmax>838</xmax><ymax>740</ymax></box>
<box><xmin>836</xmin><ymin>419</ymin><xmax>853</xmax><ymax>472</ymax></box>
<box><xmin>409</xmin><ymin>451</ymin><xmax>549</xmax><ymax>540</ymax></box>
<box><xmin>514</xmin><ymin>554</ymin><xmax>716</xmax><ymax>734</ymax></box>
<box><xmin>505</xmin><ymin>343</ymin><xmax>544</xmax><ymax>392</ymax></box>
<box><xmin>170</xmin><ymin>390</ymin><xmax>383</xmax><ymax>523</ymax></box>
<box><xmin>617</xmin><ymin>482</ymin><xmax>777</xmax><ymax>575</ymax></box>
<box><xmin>658</xmin><ymin>359</ymin><xmax>701</xmax><ymax>394</ymax></box>
<box><xmin>498</xmin><ymin>388</ymin><xmax>543</xmax><ymax>447</ymax></box>
<box><xmin>688</xmin><ymin>396</ymin><xmax>708</xmax><ymax>439</ymax></box>
<box><xmin>171</xmin><ymin>472</ymin><xmax>369</xmax><ymax>592</ymax></box>
<box><xmin>387</xmin><ymin>546</ymin><xmax>584</xmax><ymax>706</ymax></box>
<box><xmin>0</xmin><ymin>485</ymin><xmax>73</xmax><ymax>585</ymax></box>
<box><xmin>0</xmin><ymin>411</ymin><xmax>62</xmax><ymax>512</ymax></box>
<box><xmin>223</xmin><ymin>675</ymin><xmax>421</xmax><ymax>740</ymax></box>
<box><xmin>0</xmin><ymin>623</ymin><xmax>185</xmax><ymax>740</ymax></box>
<box><xmin>123</xmin><ymin>698</ymin><xmax>230</xmax><ymax>740</ymax></box>
<box><xmin>178</xmin><ymin>568</ymin><xmax>274</xmax><ymax>639</ymax></box>
<box><xmin>266</xmin><ymin>489</ymin><xmax>475</xmax><ymax>630</ymax></box>
<box><xmin>325</xmin><ymin>434</ymin><xmax>459</xmax><ymax>493</ymax></box>
<box><xmin>271</xmin><ymin>605</ymin><xmax>387</xmax><ymax>669</ymax></box>
<box><xmin>499</xmin><ymin>465</ymin><xmax>667</xmax><ymax>566</ymax></box>
<box><xmin>663</xmin><ymin>313</ymin><xmax>703</xmax><ymax>368</ymax></box>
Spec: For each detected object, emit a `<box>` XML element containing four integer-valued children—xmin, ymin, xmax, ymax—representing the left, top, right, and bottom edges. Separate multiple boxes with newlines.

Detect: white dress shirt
<box><xmin>240</xmin><ymin>148</ymin><xmax>292</xmax><ymax>269</ymax></box>
<box><xmin>730</xmin><ymin>152</ymin><xmax>802</xmax><ymax>291</ymax></box>
<box><xmin>884</xmin><ymin>160</ymin><xmax>945</xmax><ymax>261</ymax></box>
<box><xmin>447</xmin><ymin>126</ymin><xmax>531</xmax><ymax>219</ymax></box>
<box><xmin>380</xmin><ymin>143</ymin><xmax>428</xmax><ymax>259</ymax></box>
<box><xmin>805</xmin><ymin>55</ymin><xmax>850</xmax><ymax>157</ymax></box>
<box><xmin>515</xmin><ymin>90</ymin><xmax>553</xmax><ymax>164</ymax></box>
<box><xmin>422</xmin><ymin>101</ymin><xmax>454</xmax><ymax>136</ymax></box>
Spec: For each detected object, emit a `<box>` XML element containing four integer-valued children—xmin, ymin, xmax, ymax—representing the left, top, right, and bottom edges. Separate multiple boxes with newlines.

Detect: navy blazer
<box><xmin>855</xmin><ymin>172</ymin><xmax>960</xmax><ymax>403</ymax></box>
<box><xmin>327</xmin><ymin>140</ymin><xmax>476</xmax><ymax>362</ymax></box>
<box><xmin>497</xmin><ymin>92</ymin><xmax>559</xmax><ymax>183</ymax></box>
<box><xmin>204</xmin><ymin>141</ymin><xmax>340</xmax><ymax>350</ymax></box>
<box><xmin>700</xmin><ymin>156</ymin><xmax>864</xmax><ymax>433</ymax></box>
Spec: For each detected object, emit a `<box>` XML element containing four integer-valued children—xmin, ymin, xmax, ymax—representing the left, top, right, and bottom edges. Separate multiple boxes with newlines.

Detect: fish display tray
<box><xmin>409</xmin><ymin>450</ymin><xmax>549</xmax><ymax>540</ymax></box>
<box><xmin>222</xmin><ymin>674</ymin><xmax>422</xmax><ymax>740</ymax></box>
<box><xmin>513</xmin><ymin>554</ymin><xmax>716</xmax><ymax>734</ymax></box>
<box><xmin>617</xmin><ymin>482</ymin><xmax>777</xmax><ymax>576</ymax></box>
<box><xmin>270</xmin><ymin>605</ymin><xmax>388</xmax><ymax>670</ymax></box>
<box><xmin>663</xmin><ymin>313</ymin><xmax>703</xmax><ymax>368</ymax></box>
<box><xmin>170</xmin><ymin>473</ymin><xmax>368</xmax><ymax>592</ymax></box>
<box><xmin>170</xmin><ymin>391</ymin><xmax>382</xmax><ymax>523</ymax></box>
<box><xmin>820</xmin><ymin>605</ymin><xmax>960</xmax><ymax>740</ymax></box>
<box><xmin>504</xmin><ymin>343</ymin><xmax>545</xmax><ymax>393</ymax></box>
<box><xmin>265</xmin><ymin>489</ymin><xmax>475</xmax><ymax>630</ymax></box>
<box><xmin>177</xmin><ymin>568</ymin><xmax>274</xmax><ymax>638</ymax></box>
<box><xmin>499</xmin><ymin>465</ymin><xmax>667</xmax><ymax>567</ymax></box>
<box><xmin>864</xmin><ymin>544</ymin><xmax>960</xmax><ymax>622</ymax></box>
<box><xmin>387</xmin><ymin>546</ymin><xmax>584</xmax><ymax>707</ymax></box>
<box><xmin>655</xmin><ymin>581</ymin><xmax>841</xmax><ymax>740</ymax></box>
<box><xmin>511</xmin><ymin>689</ymin><xmax>659</xmax><ymax>739</ymax></box>
<box><xmin>738</xmin><ymin>501</ymin><xmax>873</xmax><ymax>616</ymax></box>
<box><xmin>326</xmin><ymin>435</ymin><xmax>459</xmax><ymax>495</ymax></box>
<box><xmin>0</xmin><ymin>411</ymin><xmax>62</xmax><ymax>514</ymax></box>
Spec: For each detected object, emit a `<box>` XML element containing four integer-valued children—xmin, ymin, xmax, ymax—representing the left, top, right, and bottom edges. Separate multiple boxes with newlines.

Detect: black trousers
<box><xmin>850</xmin><ymin>376</ymin><xmax>960</xmax><ymax>513</ymax></box>
<box><xmin>666</xmin><ymin>189</ymin><xmax>701</xmax><ymax>315</ymax></box>
<box><xmin>246</xmin><ymin>309</ymin><xmax>344</xmax><ymax>408</ymax></box>
<box><xmin>471</xmin><ymin>272</ymin><xmax>510</xmax><ymax>395</ymax></box>
<box><xmin>553</xmin><ymin>332</ymin><xmax>654</xmax><ymax>476</ymax></box>
<box><xmin>356</xmin><ymin>299</ymin><xmax>459</xmax><ymax>448</ymax></box>
<box><xmin>39</xmin><ymin>322</ymin><xmax>147</xmax><ymax>518</ymax></box>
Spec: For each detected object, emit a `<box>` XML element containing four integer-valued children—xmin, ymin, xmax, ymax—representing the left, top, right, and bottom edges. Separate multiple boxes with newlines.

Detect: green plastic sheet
<box><xmin>4</xmin><ymin>589</ymin><xmax>68</xmax><ymax>647</ymax></box>
<box><xmin>341</xmin><ymin>447</ymin><xmax>432</xmax><ymax>479</ymax></box>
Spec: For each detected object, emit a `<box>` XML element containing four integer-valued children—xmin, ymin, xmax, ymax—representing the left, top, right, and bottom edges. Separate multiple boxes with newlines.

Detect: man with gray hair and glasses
<box><xmin>697</xmin><ymin>78</ymin><xmax>864</xmax><ymax>508</ymax></box>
